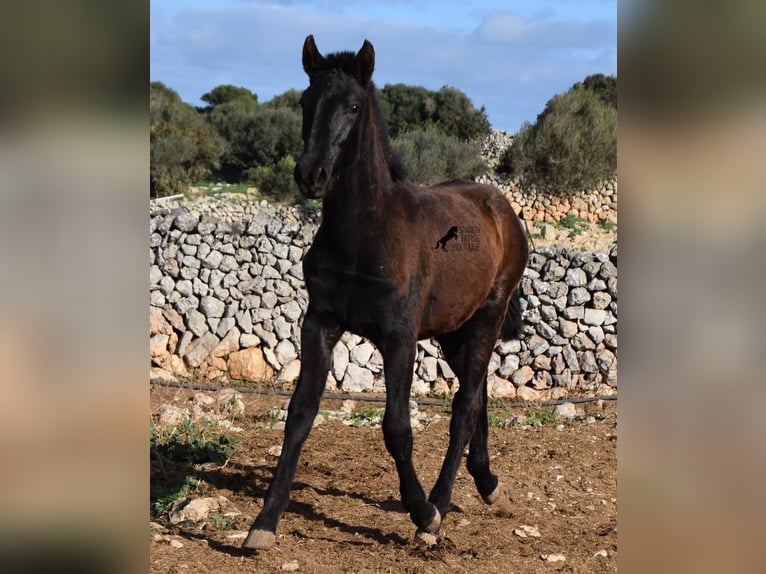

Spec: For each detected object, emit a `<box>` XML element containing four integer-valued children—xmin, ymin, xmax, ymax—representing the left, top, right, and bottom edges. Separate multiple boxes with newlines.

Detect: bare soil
<box><xmin>150</xmin><ymin>385</ymin><xmax>617</xmax><ymax>573</ymax></box>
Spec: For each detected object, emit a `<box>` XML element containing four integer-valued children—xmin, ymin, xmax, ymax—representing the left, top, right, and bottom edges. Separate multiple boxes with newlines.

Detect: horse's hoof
<box><xmin>481</xmin><ymin>482</ymin><xmax>514</xmax><ymax>517</ymax></box>
<box><xmin>423</xmin><ymin>507</ymin><xmax>441</xmax><ymax>533</ymax></box>
<box><xmin>415</xmin><ymin>529</ymin><xmax>439</xmax><ymax>547</ymax></box>
<box><xmin>242</xmin><ymin>529</ymin><xmax>276</xmax><ymax>550</ymax></box>
<box><xmin>482</xmin><ymin>484</ymin><xmax>502</xmax><ymax>505</ymax></box>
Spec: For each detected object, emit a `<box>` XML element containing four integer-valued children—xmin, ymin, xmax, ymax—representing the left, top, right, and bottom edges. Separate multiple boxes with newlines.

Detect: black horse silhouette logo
<box><xmin>435</xmin><ymin>226</ymin><xmax>458</xmax><ymax>251</ymax></box>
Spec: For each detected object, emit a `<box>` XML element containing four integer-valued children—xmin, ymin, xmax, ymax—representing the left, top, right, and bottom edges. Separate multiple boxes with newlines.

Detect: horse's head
<box><xmin>294</xmin><ymin>35</ymin><xmax>375</xmax><ymax>199</ymax></box>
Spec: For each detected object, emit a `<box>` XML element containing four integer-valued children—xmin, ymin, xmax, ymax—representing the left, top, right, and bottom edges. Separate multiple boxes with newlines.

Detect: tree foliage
<box><xmin>378</xmin><ymin>84</ymin><xmax>490</xmax><ymax>140</ymax></box>
<box><xmin>391</xmin><ymin>125</ymin><xmax>487</xmax><ymax>185</ymax></box>
<box><xmin>200</xmin><ymin>84</ymin><xmax>257</xmax><ymax>108</ymax></box>
<box><xmin>498</xmin><ymin>77</ymin><xmax>617</xmax><ymax>193</ymax></box>
<box><xmin>150</xmin><ymin>82</ymin><xmax>223</xmax><ymax>197</ymax></box>
<box><xmin>149</xmin><ymin>81</ymin><xmax>491</xmax><ymax>200</ymax></box>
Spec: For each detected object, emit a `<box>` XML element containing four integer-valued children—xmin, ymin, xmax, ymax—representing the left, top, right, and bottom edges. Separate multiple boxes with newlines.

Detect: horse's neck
<box><xmin>324</xmin><ymin>101</ymin><xmax>393</xmax><ymax>233</ymax></box>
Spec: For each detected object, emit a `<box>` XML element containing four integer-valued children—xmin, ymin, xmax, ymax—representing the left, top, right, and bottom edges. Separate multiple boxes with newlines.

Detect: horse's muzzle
<box><xmin>295</xmin><ymin>161</ymin><xmax>329</xmax><ymax>199</ymax></box>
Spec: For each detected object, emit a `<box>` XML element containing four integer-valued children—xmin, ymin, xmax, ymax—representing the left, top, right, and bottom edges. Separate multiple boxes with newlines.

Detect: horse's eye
<box><xmin>349</xmin><ymin>104</ymin><xmax>360</xmax><ymax>114</ymax></box>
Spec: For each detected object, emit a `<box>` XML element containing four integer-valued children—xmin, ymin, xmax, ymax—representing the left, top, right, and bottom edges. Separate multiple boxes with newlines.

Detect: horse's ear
<box><xmin>356</xmin><ymin>39</ymin><xmax>375</xmax><ymax>87</ymax></box>
<box><xmin>302</xmin><ymin>35</ymin><xmax>326</xmax><ymax>78</ymax></box>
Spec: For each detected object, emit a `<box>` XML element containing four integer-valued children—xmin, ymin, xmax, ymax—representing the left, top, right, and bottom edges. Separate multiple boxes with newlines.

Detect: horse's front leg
<box><xmin>242</xmin><ymin>310</ymin><xmax>341</xmax><ymax>550</ymax></box>
<box><xmin>380</xmin><ymin>331</ymin><xmax>441</xmax><ymax>537</ymax></box>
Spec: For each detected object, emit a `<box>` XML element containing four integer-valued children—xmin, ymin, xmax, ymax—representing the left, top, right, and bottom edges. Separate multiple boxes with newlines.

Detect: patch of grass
<box><xmin>208</xmin><ymin>512</ymin><xmax>244</xmax><ymax>531</ymax></box>
<box><xmin>150</xmin><ymin>418</ymin><xmax>239</xmax><ymax>519</ymax></box>
<box><xmin>487</xmin><ymin>410</ymin><xmax>509</xmax><ymax>428</ymax></box>
<box><xmin>555</xmin><ymin>214</ymin><xmax>589</xmax><ymax>238</ymax></box>
<box><xmin>599</xmin><ymin>220</ymin><xmax>617</xmax><ymax>232</ymax></box>
<box><xmin>351</xmin><ymin>406</ymin><xmax>385</xmax><ymax>427</ymax></box>
<box><xmin>151</xmin><ymin>418</ymin><xmax>237</xmax><ymax>465</ymax></box>
<box><xmin>524</xmin><ymin>406</ymin><xmax>559</xmax><ymax>426</ymax></box>
<box><xmin>150</xmin><ymin>475</ymin><xmax>205</xmax><ymax>519</ymax></box>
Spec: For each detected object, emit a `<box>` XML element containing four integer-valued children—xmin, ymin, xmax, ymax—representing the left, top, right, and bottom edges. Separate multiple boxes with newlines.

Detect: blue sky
<box><xmin>151</xmin><ymin>0</ymin><xmax>616</xmax><ymax>133</ymax></box>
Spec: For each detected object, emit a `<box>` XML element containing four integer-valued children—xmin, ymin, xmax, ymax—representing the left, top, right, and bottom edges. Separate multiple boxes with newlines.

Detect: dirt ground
<box><xmin>150</xmin><ymin>384</ymin><xmax>617</xmax><ymax>573</ymax></box>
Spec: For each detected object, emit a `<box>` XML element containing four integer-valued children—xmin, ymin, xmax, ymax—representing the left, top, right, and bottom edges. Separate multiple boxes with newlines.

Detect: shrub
<box><xmin>379</xmin><ymin>84</ymin><xmax>491</xmax><ymax>140</ymax></box>
<box><xmin>392</xmin><ymin>124</ymin><xmax>487</xmax><ymax>185</ymax></box>
<box><xmin>150</xmin><ymin>82</ymin><xmax>223</xmax><ymax>197</ymax></box>
<box><xmin>498</xmin><ymin>86</ymin><xmax>616</xmax><ymax>193</ymax></box>
<box><xmin>245</xmin><ymin>155</ymin><xmax>300</xmax><ymax>202</ymax></box>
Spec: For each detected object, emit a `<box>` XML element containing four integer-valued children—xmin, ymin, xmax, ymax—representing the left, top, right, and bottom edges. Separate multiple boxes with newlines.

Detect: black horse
<box><xmin>243</xmin><ymin>35</ymin><xmax>528</xmax><ymax>550</ymax></box>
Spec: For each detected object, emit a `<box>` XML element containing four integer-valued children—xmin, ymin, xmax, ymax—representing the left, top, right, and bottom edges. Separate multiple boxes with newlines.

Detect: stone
<box><xmin>583</xmin><ymin>308</ymin><xmax>607</xmax><ymax>326</ymax></box>
<box><xmin>273</xmin><ymin>316</ymin><xmax>292</xmax><ymax>340</ymax></box>
<box><xmin>183</xmin><ymin>332</ymin><xmax>220</xmax><ymax>368</ymax></box>
<box><xmin>332</xmin><ymin>344</ymin><xmax>349</xmax><ymax>382</ymax></box>
<box><xmin>280</xmin><ymin>299</ymin><xmax>302</xmax><ymax>322</ymax></box>
<box><xmin>580</xmin><ymin>351</ymin><xmax>599</xmax><ymax>373</ymax></box>
<box><xmin>418</xmin><ymin>356</ymin><xmax>438</xmax><ymax>382</ymax></box>
<box><xmin>228</xmin><ymin>348</ymin><xmax>274</xmax><ymax>382</ymax></box>
<box><xmin>511</xmin><ymin>365</ymin><xmax>534</xmax><ymax>388</ymax></box>
<box><xmin>215</xmin><ymin>317</ymin><xmax>236</xmax><ymax>338</ymax></box>
<box><xmin>253</xmin><ymin>325</ymin><xmax>278</xmax><ymax>349</ymax></box>
<box><xmin>173</xmin><ymin>211</ymin><xmax>199</xmax><ymax>233</ymax></box>
<box><xmin>498</xmin><ymin>354</ymin><xmax>519</xmax><ymax>377</ymax></box>
<box><xmin>350</xmin><ymin>342</ymin><xmax>375</xmax><ymax>366</ymax></box>
<box><xmin>341</xmin><ymin>363</ymin><xmax>374</xmax><ymax>392</ymax></box>
<box><xmin>558</xmin><ymin>318</ymin><xmax>578</xmax><ymax>338</ymax></box>
<box><xmin>187</xmin><ymin>310</ymin><xmax>209</xmax><ymax>338</ymax></box>
<box><xmin>526</xmin><ymin>335</ymin><xmax>549</xmax><ymax>356</ymax></box>
<box><xmin>567</xmin><ymin>287</ymin><xmax>590</xmax><ymax>305</ymax></box>
<box><xmin>211</xmin><ymin>327</ymin><xmax>240</xmax><ymax>358</ymax></box>
<box><xmin>562</xmin><ymin>305</ymin><xmax>585</xmax><ymax>320</ymax></box>
<box><xmin>592</xmin><ymin>291</ymin><xmax>612</xmax><ymax>310</ymax></box>
<box><xmin>200</xmin><ymin>296</ymin><xmax>225</xmax><ymax>318</ymax></box>
<box><xmin>418</xmin><ymin>339</ymin><xmax>440</xmax><ymax>357</ymax></box>
<box><xmin>150</xmin><ymin>334</ymin><xmax>170</xmax><ymax>359</ymax></box>
<box><xmin>554</xmin><ymin>402</ymin><xmax>577</xmax><ymax>418</ymax></box>
<box><xmin>275</xmin><ymin>339</ymin><xmax>297</xmax><ymax>365</ymax></box>
<box><xmin>437</xmin><ymin>358</ymin><xmax>456</xmax><ymax>379</ymax></box>
<box><xmin>488</xmin><ymin>374</ymin><xmax>516</xmax><ymax>399</ymax></box>
<box><xmin>516</xmin><ymin>385</ymin><xmax>543</xmax><ymax>402</ymax></box>
<box><xmin>169</xmin><ymin>496</ymin><xmax>227</xmax><ymax>525</ymax></box>
<box><xmin>565</xmin><ymin>267</ymin><xmax>587</xmax><ymax>287</ymax></box>
<box><xmin>158</xmin><ymin>404</ymin><xmax>188</xmax><ymax>426</ymax></box>
<box><xmin>239</xmin><ymin>334</ymin><xmax>261</xmax><ymax>348</ymax></box>
<box><xmin>278</xmin><ymin>359</ymin><xmax>301</xmax><ymax>383</ymax></box>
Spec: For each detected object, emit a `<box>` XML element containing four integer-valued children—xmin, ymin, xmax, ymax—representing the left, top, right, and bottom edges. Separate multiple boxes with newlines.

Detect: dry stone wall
<box><xmin>149</xmin><ymin>196</ymin><xmax>617</xmax><ymax>400</ymax></box>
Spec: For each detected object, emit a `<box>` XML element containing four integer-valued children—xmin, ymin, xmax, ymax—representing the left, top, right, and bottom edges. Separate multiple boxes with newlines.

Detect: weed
<box><xmin>208</xmin><ymin>512</ymin><xmax>243</xmax><ymax>531</ymax></box>
<box><xmin>599</xmin><ymin>220</ymin><xmax>617</xmax><ymax>233</ymax></box>
<box><xmin>555</xmin><ymin>215</ymin><xmax>589</xmax><ymax>238</ymax></box>
<box><xmin>351</xmin><ymin>407</ymin><xmax>385</xmax><ymax>427</ymax></box>
<box><xmin>524</xmin><ymin>406</ymin><xmax>559</xmax><ymax>426</ymax></box>
<box><xmin>487</xmin><ymin>410</ymin><xmax>509</xmax><ymax>428</ymax></box>
<box><xmin>150</xmin><ymin>475</ymin><xmax>205</xmax><ymax>519</ymax></box>
<box><xmin>150</xmin><ymin>417</ymin><xmax>239</xmax><ymax>519</ymax></box>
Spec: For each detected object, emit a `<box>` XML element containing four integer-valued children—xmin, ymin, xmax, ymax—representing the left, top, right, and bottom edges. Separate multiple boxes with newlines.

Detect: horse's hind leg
<box><xmin>430</xmin><ymin>293</ymin><xmax>508</xmax><ymax>520</ymax></box>
<box><xmin>243</xmin><ymin>310</ymin><xmax>341</xmax><ymax>550</ymax></box>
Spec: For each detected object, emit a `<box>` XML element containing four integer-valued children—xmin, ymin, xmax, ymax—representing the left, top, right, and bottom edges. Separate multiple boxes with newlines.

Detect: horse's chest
<box><xmin>303</xmin><ymin>247</ymin><xmax>400</xmax><ymax>334</ymax></box>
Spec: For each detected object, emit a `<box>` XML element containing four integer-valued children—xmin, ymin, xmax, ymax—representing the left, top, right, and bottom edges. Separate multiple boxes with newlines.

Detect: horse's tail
<box><xmin>499</xmin><ymin>287</ymin><xmax>524</xmax><ymax>340</ymax></box>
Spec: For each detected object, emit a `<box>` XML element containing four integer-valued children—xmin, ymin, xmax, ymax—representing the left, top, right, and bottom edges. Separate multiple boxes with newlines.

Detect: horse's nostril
<box><xmin>315</xmin><ymin>167</ymin><xmax>328</xmax><ymax>187</ymax></box>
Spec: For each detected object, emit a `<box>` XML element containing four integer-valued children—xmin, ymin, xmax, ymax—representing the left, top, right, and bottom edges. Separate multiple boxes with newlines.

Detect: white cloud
<box><xmin>150</xmin><ymin>3</ymin><xmax>616</xmax><ymax>132</ymax></box>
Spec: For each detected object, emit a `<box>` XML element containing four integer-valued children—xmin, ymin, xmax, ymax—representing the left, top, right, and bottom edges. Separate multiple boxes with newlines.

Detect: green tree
<box><xmin>266</xmin><ymin>89</ymin><xmax>302</xmax><ymax>112</ymax></box>
<box><xmin>200</xmin><ymin>84</ymin><xmax>257</xmax><ymax>109</ymax></box>
<box><xmin>150</xmin><ymin>82</ymin><xmax>222</xmax><ymax>197</ymax></box>
<box><xmin>431</xmin><ymin>86</ymin><xmax>491</xmax><ymax>140</ymax></box>
<box><xmin>245</xmin><ymin>155</ymin><xmax>300</xmax><ymax>202</ymax></box>
<box><xmin>378</xmin><ymin>83</ymin><xmax>431</xmax><ymax>137</ymax></box>
<box><xmin>378</xmin><ymin>84</ymin><xmax>489</xmax><ymax>141</ymax></box>
<box><xmin>499</xmin><ymin>84</ymin><xmax>617</xmax><ymax>193</ymax></box>
<box><xmin>392</xmin><ymin>124</ymin><xmax>487</xmax><ymax>184</ymax></box>
<box><xmin>573</xmin><ymin>74</ymin><xmax>617</xmax><ymax>109</ymax></box>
